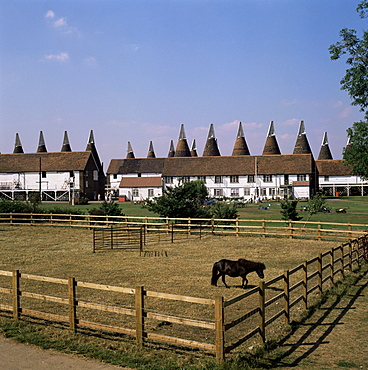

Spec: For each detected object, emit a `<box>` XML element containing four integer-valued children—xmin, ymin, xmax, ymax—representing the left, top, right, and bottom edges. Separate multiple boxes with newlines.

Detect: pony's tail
<box><xmin>211</xmin><ymin>263</ymin><xmax>218</xmax><ymax>286</ymax></box>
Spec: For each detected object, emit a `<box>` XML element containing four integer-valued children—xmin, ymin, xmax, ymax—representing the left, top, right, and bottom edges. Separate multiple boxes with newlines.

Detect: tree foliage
<box><xmin>329</xmin><ymin>1</ymin><xmax>368</xmax><ymax>179</ymax></box>
<box><xmin>280</xmin><ymin>199</ymin><xmax>302</xmax><ymax>221</ymax></box>
<box><xmin>143</xmin><ymin>180</ymin><xmax>211</xmax><ymax>218</ymax></box>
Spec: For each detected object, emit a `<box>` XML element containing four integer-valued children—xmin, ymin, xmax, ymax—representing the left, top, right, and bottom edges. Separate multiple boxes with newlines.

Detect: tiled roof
<box><xmin>119</xmin><ymin>177</ymin><xmax>162</xmax><ymax>187</ymax></box>
<box><xmin>161</xmin><ymin>154</ymin><xmax>315</xmax><ymax>176</ymax></box>
<box><xmin>262</xmin><ymin>136</ymin><xmax>281</xmax><ymax>155</ymax></box>
<box><xmin>293</xmin><ymin>134</ymin><xmax>312</xmax><ymax>154</ymax></box>
<box><xmin>317</xmin><ymin>145</ymin><xmax>333</xmax><ymax>160</ymax></box>
<box><xmin>316</xmin><ymin>160</ymin><xmax>352</xmax><ymax>176</ymax></box>
<box><xmin>0</xmin><ymin>152</ymin><xmax>92</xmax><ymax>172</ymax></box>
<box><xmin>109</xmin><ymin>158</ymin><xmax>165</xmax><ymax>175</ymax></box>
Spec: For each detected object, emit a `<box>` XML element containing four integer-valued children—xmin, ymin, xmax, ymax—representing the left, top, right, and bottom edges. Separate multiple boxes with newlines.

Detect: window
<box><xmin>148</xmin><ymin>189</ymin><xmax>154</xmax><ymax>197</ymax></box>
<box><xmin>86</xmin><ymin>181</ymin><xmax>89</xmax><ymax>188</ymax></box>
<box><xmin>165</xmin><ymin>177</ymin><xmax>173</xmax><ymax>184</ymax></box>
<box><xmin>93</xmin><ymin>170</ymin><xmax>98</xmax><ymax>181</ymax></box>
<box><xmin>69</xmin><ymin>171</ymin><xmax>74</xmax><ymax>177</ymax></box>
<box><xmin>113</xmin><ymin>174</ymin><xmax>117</xmax><ymax>179</ymax></box>
<box><xmin>230</xmin><ymin>175</ymin><xmax>239</xmax><ymax>183</ymax></box>
<box><xmin>197</xmin><ymin>176</ymin><xmax>206</xmax><ymax>181</ymax></box>
<box><xmin>230</xmin><ymin>188</ymin><xmax>239</xmax><ymax>197</ymax></box>
<box><xmin>247</xmin><ymin>175</ymin><xmax>255</xmax><ymax>183</ymax></box>
<box><xmin>297</xmin><ymin>174</ymin><xmax>307</xmax><ymax>181</ymax></box>
<box><xmin>215</xmin><ymin>176</ymin><xmax>223</xmax><ymax>183</ymax></box>
<box><xmin>214</xmin><ymin>188</ymin><xmax>223</xmax><ymax>197</ymax></box>
<box><xmin>244</xmin><ymin>188</ymin><xmax>251</xmax><ymax>196</ymax></box>
<box><xmin>181</xmin><ymin>176</ymin><xmax>190</xmax><ymax>183</ymax></box>
<box><xmin>85</xmin><ymin>171</ymin><xmax>89</xmax><ymax>177</ymax></box>
<box><xmin>132</xmin><ymin>188</ymin><xmax>139</xmax><ymax>197</ymax></box>
<box><xmin>263</xmin><ymin>175</ymin><xmax>273</xmax><ymax>182</ymax></box>
<box><xmin>284</xmin><ymin>175</ymin><xmax>289</xmax><ymax>185</ymax></box>
<box><xmin>260</xmin><ymin>188</ymin><xmax>267</xmax><ymax>196</ymax></box>
<box><xmin>270</xmin><ymin>188</ymin><xmax>276</xmax><ymax>196</ymax></box>
<box><xmin>324</xmin><ymin>176</ymin><xmax>329</xmax><ymax>182</ymax></box>
<box><xmin>41</xmin><ymin>171</ymin><xmax>47</xmax><ymax>178</ymax></box>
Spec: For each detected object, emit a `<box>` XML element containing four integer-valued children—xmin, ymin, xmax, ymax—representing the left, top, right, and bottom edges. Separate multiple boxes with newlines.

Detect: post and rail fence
<box><xmin>0</xmin><ymin>235</ymin><xmax>367</xmax><ymax>361</ymax></box>
<box><xmin>1</xmin><ymin>212</ymin><xmax>367</xmax><ymax>242</ymax></box>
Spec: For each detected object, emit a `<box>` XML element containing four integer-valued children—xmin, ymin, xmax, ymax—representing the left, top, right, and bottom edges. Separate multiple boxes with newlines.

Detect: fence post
<box><xmin>284</xmin><ymin>270</ymin><xmax>290</xmax><ymax>325</ymax></box>
<box><xmin>92</xmin><ymin>228</ymin><xmax>96</xmax><ymax>253</ymax></box>
<box><xmin>68</xmin><ymin>277</ymin><xmax>77</xmax><ymax>332</ymax></box>
<box><xmin>303</xmin><ymin>261</ymin><xmax>308</xmax><ymax>309</ymax></box>
<box><xmin>289</xmin><ymin>221</ymin><xmax>293</xmax><ymax>239</ymax></box>
<box><xmin>12</xmin><ymin>270</ymin><xmax>20</xmax><ymax>320</ymax></box>
<box><xmin>348</xmin><ymin>242</ymin><xmax>352</xmax><ymax>271</ymax></box>
<box><xmin>348</xmin><ymin>222</ymin><xmax>352</xmax><ymax>240</ymax></box>
<box><xmin>171</xmin><ymin>223</ymin><xmax>174</xmax><ymax>243</ymax></box>
<box><xmin>318</xmin><ymin>222</ymin><xmax>322</xmax><ymax>241</ymax></box>
<box><xmin>259</xmin><ymin>280</ymin><xmax>265</xmax><ymax>345</ymax></box>
<box><xmin>135</xmin><ymin>286</ymin><xmax>145</xmax><ymax>347</ymax></box>
<box><xmin>318</xmin><ymin>253</ymin><xmax>322</xmax><ymax>293</ymax></box>
<box><xmin>211</xmin><ymin>218</ymin><xmax>215</xmax><ymax>235</ymax></box>
<box><xmin>188</xmin><ymin>217</ymin><xmax>191</xmax><ymax>236</ymax></box>
<box><xmin>214</xmin><ymin>296</ymin><xmax>224</xmax><ymax>362</ymax></box>
<box><xmin>262</xmin><ymin>219</ymin><xmax>266</xmax><ymax>238</ymax></box>
<box><xmin>236</xmin><ymin>218</ymin><xmax>239</xmax><ymax>237</ymax></box>
<box><xmin>330</xmin><ymin>248</ymin><xmax>334</xmax><ymax>285</ymax></box>
<box><xmin>340</xmin><ymin>246</ymin><xmax>344</xmax><ymax>278</ymax></box>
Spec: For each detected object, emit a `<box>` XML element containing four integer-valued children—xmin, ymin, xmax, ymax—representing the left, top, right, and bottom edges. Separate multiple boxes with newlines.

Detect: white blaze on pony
<box><xmin>211</xmin><ymin>258</ymin><xmax>266</xmax><ymax>288</ymax></box>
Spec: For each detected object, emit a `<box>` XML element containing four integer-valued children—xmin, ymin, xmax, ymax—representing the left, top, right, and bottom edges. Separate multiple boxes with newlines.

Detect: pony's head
<box><xmin>256</xmin><ymin>263</ymin><xmax>266</xmax><ymax>279</ymax></box>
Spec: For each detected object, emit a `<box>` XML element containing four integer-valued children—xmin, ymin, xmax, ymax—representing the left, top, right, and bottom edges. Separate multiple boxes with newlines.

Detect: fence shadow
<box><xmin>269</xmin><ymin>267</ymin><xmax>368</xmax><ymax>368</ymax></box>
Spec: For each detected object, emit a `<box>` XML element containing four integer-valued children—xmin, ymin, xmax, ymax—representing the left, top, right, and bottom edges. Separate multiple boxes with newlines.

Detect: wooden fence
<box><xmin>1</xmin><ymin>212</ymin><xmax>368</xmax><ymax>241</ymax></box>
<box><xmin>0</xmin><ymin>235</ymin><xmax>367</xmax><ymax>361</ymax></box>
<box><xmin>92</xmin><ymin>226</ymin><xmax>144</xmax><ymax>253</ymax></box>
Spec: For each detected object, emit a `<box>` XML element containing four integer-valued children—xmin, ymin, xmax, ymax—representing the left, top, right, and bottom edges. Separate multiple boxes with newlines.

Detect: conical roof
<box><xmin>86</xmin><ymin>130</ymin><xmax>95</xmax><ymax>151</ymax></box>
<box><xmin>190</xmin><ymin>139</ymin><xmax>198</xmax><ymax>157</ymax></box>
<box><xmin>293</xmin><ymin>121</ymin><xmax>312</xmax><ymax>154</ymax></box>
<box><xmin>61</xmin><ymin>131</ymin><xmax>72</xmax><ymax>152</ymax></box>
<box><xmin>167</xmin><ymin>140</ymin><xmax>175</xmax><ymax>157</ymax></box>
<box><xmin>232</xmin><ymin>122</ymin><xmax>250</xmax><ymax>156</ymax></box>
<box><xmin>147</xmin><ymin>141</ymin><xmax>156</xmax><ymax>158</ymax></box>
<box><xmin>126</xmin><ymin>141</ymin><xmax>135</xmax><ymax>158</ymax></box>
<box><xmin>37</xmin><ymin>131</ymin><xmax>47</xmax><ymax>152</ymax></box>
<box><xmin>202</xmin><ymin>123</ymin><xmax>221</xmax><ymax>156</ymax></box>
<box><xmin>262</xmin><ymin>121</ymin><xmax>281</xmax><ymax>155</ymax></box>
<box><xmin>174</xmin><ymin>124</ymin><xmax>191</xmax><ymax>157</ymax></box>
<box><xmin>317</xmin><ymin>132</ymin><xmax>333</xmax><ymax>160</ymax></box>
<box><xmin>13</xmin><ymin>133</ymin><xmax>24</xmax><ymax>153</ymax></box>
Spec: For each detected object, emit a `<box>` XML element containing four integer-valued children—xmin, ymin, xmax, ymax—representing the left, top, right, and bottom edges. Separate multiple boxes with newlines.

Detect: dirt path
<box><xmin>0</xmin><ymin>336</ymin><xmax>131</xmax><ymax>370</ymax></box>
<box><xmin>269</xmin><ymin>266</ymin><xmax>368</xmax><ymax>369</ymax></box>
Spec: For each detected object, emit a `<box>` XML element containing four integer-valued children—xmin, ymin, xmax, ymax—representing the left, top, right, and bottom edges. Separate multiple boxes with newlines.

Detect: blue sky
<box><xmin>0</xmin><ymin>0</ymin><xmax>365</xmax><ymax>169</ymax></box>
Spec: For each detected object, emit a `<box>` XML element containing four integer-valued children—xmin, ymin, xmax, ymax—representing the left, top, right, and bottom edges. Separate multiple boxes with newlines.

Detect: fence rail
<box><xmin>1</xmin><ymin>212</ymin><xmax>368</xmax><ymax>241</ymax></box>
<box><xmin>0</xmin><ymin>234</ymin><xmax>367</xmax><ymax>361</ymax></box>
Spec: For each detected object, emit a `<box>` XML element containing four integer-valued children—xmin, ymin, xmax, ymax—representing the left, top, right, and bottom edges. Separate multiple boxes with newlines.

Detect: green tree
<box><xmin>280</xmin><ymin>199</ymin><xmax>302</xmax><ymax>221</ymax></box>
<box><xmin>329</xmin><ymin>1</ymin><xmax>368</xmax><ymax>179</ymax></box>
<box><xmin>143</xmin><ymin>180</ymin><xmax>211</xmax><ymax>218</ymax></box>
<box><xmin>89</xmin><ymin>201</ymin><xmax>124</xmax><ymax>216</ymax></box>
<box><xmin>209</xmin><ymin>201</ymin><xmax>238</xmax><ymax>224</ymax></box>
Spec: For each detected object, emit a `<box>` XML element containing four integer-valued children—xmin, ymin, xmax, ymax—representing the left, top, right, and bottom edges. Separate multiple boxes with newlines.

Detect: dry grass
<box><xmin>0</xmin><ymin>225</ymin><xmax>338</xmax><ymax>298</ymax></box>
<box><xmin>0</xmin><ymin>225</ymin><xmax>342</xmax><ymax>352</ymax></box>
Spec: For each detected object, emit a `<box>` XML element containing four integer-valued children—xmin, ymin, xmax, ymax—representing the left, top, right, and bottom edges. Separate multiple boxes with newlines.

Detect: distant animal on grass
<box><xmin>211</xmin><ymin>258</ymin><xmax>266</xmax><ymax>288</ymax></box>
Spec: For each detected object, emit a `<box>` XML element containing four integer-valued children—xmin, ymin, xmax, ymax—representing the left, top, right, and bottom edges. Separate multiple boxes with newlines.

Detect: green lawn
<box><xmin>37</xmin><ymin>196</ymin><xmax>368</xmax><ymax>225</ymax></box>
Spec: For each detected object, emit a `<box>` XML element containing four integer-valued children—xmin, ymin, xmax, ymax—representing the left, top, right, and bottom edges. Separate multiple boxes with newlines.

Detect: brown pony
<box><xmin>211</xmin><ymin>258</ymin><xmax>265</xmax><ymax>288</ymax></box>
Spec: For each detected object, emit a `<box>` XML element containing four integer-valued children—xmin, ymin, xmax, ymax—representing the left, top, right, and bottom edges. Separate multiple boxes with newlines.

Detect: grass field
<box><xmin>37</xmin><ymin>196</ymin><xmax>368</xmax><ymax>225</ymax></box>
<box><xmin>0</xmin><ymin>224</ymin><xmax>366</xmax><ymax>369</ymax></box>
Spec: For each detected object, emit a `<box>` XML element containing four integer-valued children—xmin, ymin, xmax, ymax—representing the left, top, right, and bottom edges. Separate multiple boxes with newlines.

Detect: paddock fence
<box><xmin>92</xmin><ymin>226</ymin><xmax>144</xmax><ymax>254</ymax></box>
<box><xmin>0</xmin><ymin>235</ymin><xmax>367</xmax><ymax>362</ymax></box>
<box><xmin>1</xmin><ymin>212</ymin><xmax>368</xmax><ymax>241</ymax></box>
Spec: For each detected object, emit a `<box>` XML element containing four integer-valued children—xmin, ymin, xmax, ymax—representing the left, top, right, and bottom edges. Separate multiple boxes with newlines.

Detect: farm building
<box><xmin>107</xmin><ymin>121</ymin><xmax>330</xmax><ymax>202</ymax></box>
<box><xmin>316</xmin><ymin>134</ymin><xmax>368</xmax><ymax>196</ymax></box>
<box><xmin>0</xmin><ymin>131</ymin><xmax>105</xmax><ymax>202</ymax></box>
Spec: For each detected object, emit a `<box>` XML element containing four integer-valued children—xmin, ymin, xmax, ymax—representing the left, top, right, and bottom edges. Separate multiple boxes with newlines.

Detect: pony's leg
<box><xmin>241</xmin><ymin>276</ymin><xmax>248</xmax><ymax>289</ymax></box>
<box><xmin>221</xmin><ymin>274</ymin><xmax>229</xmax><ymax>288</ymax></box>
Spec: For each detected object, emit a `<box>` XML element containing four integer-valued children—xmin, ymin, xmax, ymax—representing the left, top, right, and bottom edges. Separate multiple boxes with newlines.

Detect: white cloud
<box><xmin>44</xmin><ymin>52</ymin><xmax>70</xmax><ymax>62</ymax></box>
<box><xmin>45</xmin><ymin>10</ymin><xmax>78</xmax><ymax>35</ymax></box>
<box><xmin>281</xmin><ymin>118</ymin><xmax>299</xmax><ymax>126</ymax></box>
<box><xmin>45</xmin><ymin>10</ymin><xmax>55</xmax><ymax>19</ymax></box>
